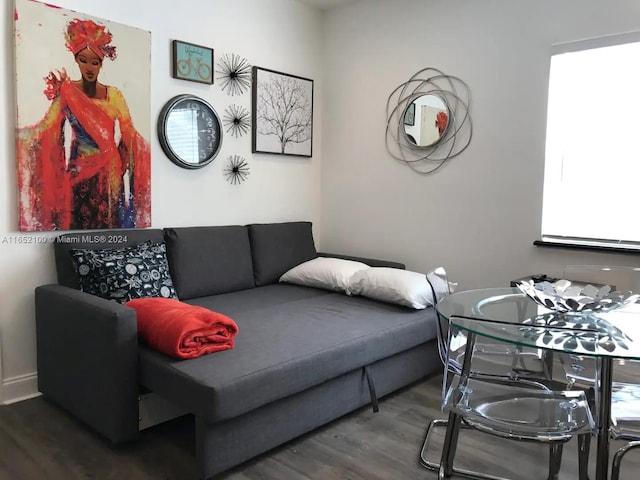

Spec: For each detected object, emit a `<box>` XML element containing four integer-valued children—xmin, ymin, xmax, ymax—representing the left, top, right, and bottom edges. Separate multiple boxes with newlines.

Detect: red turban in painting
<box><xmin>65</xmin><ymin>18</ymin><xmax>117</xmax><ymax>61</ymax></box>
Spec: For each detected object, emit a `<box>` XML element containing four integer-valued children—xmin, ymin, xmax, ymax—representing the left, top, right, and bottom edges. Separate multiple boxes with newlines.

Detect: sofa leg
<box><xmin>195</xmin><ymin>416</ymin><xmax>222</xmax><ymax>480</ymax></box>
<box><xmin>195</xmin><ymin>417</ymin><xmax>207</xmax><ymax>480</ymax></box>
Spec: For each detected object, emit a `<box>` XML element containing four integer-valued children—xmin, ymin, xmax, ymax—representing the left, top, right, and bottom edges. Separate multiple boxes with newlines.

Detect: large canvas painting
<box><xmin>14</xmin><ymin>0</ymin><xmax>151</xmax><ymax>231</ymax></box>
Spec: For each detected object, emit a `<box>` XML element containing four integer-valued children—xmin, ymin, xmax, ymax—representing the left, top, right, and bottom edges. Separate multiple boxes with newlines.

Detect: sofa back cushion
<box><xmin>54</xmin><ymin>229</ymin><xmax>165</xmax><ymax>289</ymax></box>
<box><xmin>164</xmin><ymin>226</ymin><xmax>255</xmax><ymax>299</ymax></box>
<box><xmin>248</xmin><ymin>221</ymin><xmax>317</xmax><ymax>286</ymax></box>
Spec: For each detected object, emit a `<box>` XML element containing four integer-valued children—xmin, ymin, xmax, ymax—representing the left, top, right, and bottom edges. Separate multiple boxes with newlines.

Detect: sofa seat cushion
<box><xmin>182</xmin><ymin>283</ymin><xmax>333</xmax><ymax>315</ymax></box>
<box><xmin>137</xmin><ymin>285</ymin><xmax>438</xmax><ymax>422</ymax></box>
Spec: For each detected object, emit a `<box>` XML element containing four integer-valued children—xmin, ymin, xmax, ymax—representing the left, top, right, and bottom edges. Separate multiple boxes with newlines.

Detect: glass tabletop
<box><xmin>437</xmin><ymin>287</ymin><xmax>640</xmax><ymax>360</ymax></box>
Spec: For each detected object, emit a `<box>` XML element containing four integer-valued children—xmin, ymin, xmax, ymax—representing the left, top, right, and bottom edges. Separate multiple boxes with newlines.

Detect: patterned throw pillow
<box><xmin>69</xmin><ymin>242</ymin><xmax>178</xmax><ymax>303</ymax></box>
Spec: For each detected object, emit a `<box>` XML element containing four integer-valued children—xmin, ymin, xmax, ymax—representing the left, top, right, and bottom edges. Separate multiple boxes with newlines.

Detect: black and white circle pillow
<box><xmin>70</xmin><ymin>242</ymin><xmax>178</xmax><ymax>303</ymax></box>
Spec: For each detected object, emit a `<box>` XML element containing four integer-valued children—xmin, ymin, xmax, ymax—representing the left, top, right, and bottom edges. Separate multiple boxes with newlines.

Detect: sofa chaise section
<box><xmin>194</xmin><ymin>342</ymin><xmax>437</xmax><ymax>478</ymax></box>
<box><xmin>139</xmin><ymin>287</ymin><xmax>439</xmax><ymax>423</ymax></box>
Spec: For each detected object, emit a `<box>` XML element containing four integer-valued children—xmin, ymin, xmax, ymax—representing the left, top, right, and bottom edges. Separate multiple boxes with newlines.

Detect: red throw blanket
<box><xmin>126</xmin><ymin>298</ymin><xmax>239</xmax><ymax>359</ymax></box>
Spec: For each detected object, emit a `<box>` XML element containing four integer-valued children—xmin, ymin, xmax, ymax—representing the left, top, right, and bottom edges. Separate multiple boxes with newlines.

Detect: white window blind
<box><xmin>542</xmin><ymin>33</ymin><xmax>640</xmax><ymax>249</ymax></box>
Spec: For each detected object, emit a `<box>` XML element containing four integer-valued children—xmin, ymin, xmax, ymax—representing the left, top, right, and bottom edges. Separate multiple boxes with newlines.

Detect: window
<box><xmin>165</xmin><ymin>108</ymin><xmax>200</xmax><ymax>163</ymax></box>
<box><xmin>541</xmin><ymin>32</ymin><xmax>640</xmax><ymax>250</ymax></box>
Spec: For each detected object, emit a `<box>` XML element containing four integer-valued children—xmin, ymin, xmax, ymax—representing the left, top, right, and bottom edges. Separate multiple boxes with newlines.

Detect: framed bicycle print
<box><xmin>172</xmin><ymin>40</ymin><xmax>214</xmax><ymax>85</ymax></box>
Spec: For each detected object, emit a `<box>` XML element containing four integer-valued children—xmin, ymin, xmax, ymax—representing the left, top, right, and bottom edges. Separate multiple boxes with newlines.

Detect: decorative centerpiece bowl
<box><xmin>516</xmin><ymin>279</ymin><xmax>640</xmax><ymax>314</ymax></box>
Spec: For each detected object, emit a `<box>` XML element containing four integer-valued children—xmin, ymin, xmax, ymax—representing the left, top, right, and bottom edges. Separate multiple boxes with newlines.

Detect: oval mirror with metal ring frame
<box><xmin>157</xmin><ymin>94</ymin><xmax>223</xmax><ymax>169</ymax></box>
<box><xmin>386</xmin><ymin>68</ymin><xmax>472</xmax><ymax>175</ymax></box>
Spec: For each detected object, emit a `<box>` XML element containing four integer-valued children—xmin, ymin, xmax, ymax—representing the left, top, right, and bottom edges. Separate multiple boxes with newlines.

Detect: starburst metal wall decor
<box><xmin>217</xmin><ymin>53</ymin><xmax>251</xmax><ymax>96</ymax></box>
<box><xmin>224</xmin><ymin>155</ymin><xmax>250</xmax><ymax>185</ymax></box>
<box><xmin>223</xmin><ymin>104</ymin><xmax>251</xmax><ymax>138</ymax></box>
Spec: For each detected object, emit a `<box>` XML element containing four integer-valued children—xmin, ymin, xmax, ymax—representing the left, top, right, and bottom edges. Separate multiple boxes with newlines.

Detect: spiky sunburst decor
<box><xmin>224</xmin><ymin>155</ymin><xmax>250</xmax><ymax>185</ymax></box>
<box><xmin>217</xmin><ymin>53</ymin><xmax>251</xmax><ymax>96</ymax></box>
<box><xmin>223</xmin><ymin>104</ymin><xmax>251</xmax><ymax>138</ymax></box>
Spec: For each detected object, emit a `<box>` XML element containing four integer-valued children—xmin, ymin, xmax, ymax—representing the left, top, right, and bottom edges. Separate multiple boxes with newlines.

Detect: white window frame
<box><xmin>541</xmin><ymin>32</ymin><xmax>640</xmax><ymax>251</ymax></box>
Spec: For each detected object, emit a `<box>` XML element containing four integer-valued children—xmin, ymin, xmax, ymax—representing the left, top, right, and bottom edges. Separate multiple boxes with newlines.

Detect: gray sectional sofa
<box><xmin>35</xmin><ymin>221</ymin><xmax>441</xmax><ymax>479</ymax></box>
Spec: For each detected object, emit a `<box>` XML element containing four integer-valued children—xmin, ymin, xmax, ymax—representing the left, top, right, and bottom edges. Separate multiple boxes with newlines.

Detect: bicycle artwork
<box><xmin>172</xmin><ymin>39</ymin><xmax>213</xmax><ymax>85</ymax></box>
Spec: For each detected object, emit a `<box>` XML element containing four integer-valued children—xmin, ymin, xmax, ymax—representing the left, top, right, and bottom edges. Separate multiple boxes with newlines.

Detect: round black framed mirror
<box><xmin>157</xmin><ymin>94</ymin><xmax>223</xmax><ymax>169</ymax></box>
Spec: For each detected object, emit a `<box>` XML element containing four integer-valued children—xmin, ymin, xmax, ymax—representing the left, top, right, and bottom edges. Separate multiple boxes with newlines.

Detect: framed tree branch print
<box><xmin>252</xmin><ymin>67</ymin><xmax>313</xmax><ymax>157</ymax></box>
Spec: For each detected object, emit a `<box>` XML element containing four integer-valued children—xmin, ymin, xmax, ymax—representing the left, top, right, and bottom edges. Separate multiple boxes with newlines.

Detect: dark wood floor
<box><xmin>1</xmin><ymin>374</ymin><xmax>638</xmax><ymax>480</ymax></box>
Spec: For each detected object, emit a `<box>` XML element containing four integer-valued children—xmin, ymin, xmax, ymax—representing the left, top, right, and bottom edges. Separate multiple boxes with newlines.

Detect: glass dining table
<box><xmin>435</xmin><ymin>287</ymin><xmax>640</xmax><ymax>480</ymax></box>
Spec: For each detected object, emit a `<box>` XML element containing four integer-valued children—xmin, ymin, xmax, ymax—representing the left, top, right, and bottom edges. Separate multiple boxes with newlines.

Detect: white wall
<box><xmin>4</xmin><ymin>0</ymin><xmax>640</xmax><ymax>406</ymax></box>
<box><xmin>320</xmin><ymin>0</ymin><xmax>640</xmax><ymax>291</ymax></box>
<box><xmin>0</xmin><ymin>0</ymin><xmax>324</xmax><ymax>403</ymax></box>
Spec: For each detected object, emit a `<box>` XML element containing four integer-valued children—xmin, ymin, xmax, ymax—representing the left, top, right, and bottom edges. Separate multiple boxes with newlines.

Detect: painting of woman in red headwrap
<box><xmin>14</xmin><ymin>0</ymin><xmax>151</xmax><ymax>231</ymax></box>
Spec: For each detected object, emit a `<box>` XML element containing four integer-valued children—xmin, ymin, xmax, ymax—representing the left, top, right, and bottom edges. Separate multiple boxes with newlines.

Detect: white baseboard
<box><xmin>2</xmin><ymin>372</ymin><xmax>41</xmax><ymax>405</ymax></box>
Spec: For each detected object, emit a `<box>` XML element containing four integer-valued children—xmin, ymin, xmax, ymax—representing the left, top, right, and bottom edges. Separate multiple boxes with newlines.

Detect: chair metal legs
<box><xmin>548</xmin><ymin>434</ymin><xmax>592</xmax><ymax>480</ymax></box>
<box><xmin>577</xmin><ymin>433</ymin><xmax>591</xmax><ymax>480</ymax></box>
<box><xmin>420</xmin><ymin>418</ymin><xmax>508</xmax><ymax>480</ymax></box>
<box><xmin>611</xmin><ymin>440</ymin><xmax>640</xmax><ymax>480</ymax></box>
<box><xmin>419</xmin><ymin>417</ymin><xmax>573</xmax><ymax>480</ymax></box>
<box><xmin>548</xmin><ymin>443</ymin><xmax>563</xmax><ymax>480</ymax></box>
<box><xmin>419</xmin><ymin>418</ymin><xmax>448</xmax><ymax>471</ymax></box>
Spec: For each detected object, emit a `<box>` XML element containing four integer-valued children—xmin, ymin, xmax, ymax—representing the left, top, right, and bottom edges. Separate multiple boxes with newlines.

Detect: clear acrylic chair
<box><xmin>556</xmin><ymin>265</ymin><xmax>640</xmax><ymax>479</ymax></box>
<box><xmin>440</xmin><ymin>315</ymin><xmax>595</xmax><ymax>480</ymax></box>
<box><xmin>610</xmin><ymin>381</ymin><xmax>640</xmax><ymax>479</ymax></box>
<box><xmin>419</xmin><ymin>268</ymin><xmax>584</xmax><ymax>479</ymax></box>
<box><xmin>557</xmin><ymin>265</ymin><xmax>640</xmax><ymax>388</ymax></box>
<box><xmin>419</xmin><ymin>267</ymin><xmax>467</xmax><ymax>473</ymax></box>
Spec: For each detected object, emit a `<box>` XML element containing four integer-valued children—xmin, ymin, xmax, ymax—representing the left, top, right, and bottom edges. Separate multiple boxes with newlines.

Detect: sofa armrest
<box><xmin>35</xmin><ymin>284</ymin><xmax>139</xmax><ymax>443</ymax></box>
<box><xmin>317</xmin><ymin>252</ymin><xmax>405</xmax><ymax>269</ymax></box>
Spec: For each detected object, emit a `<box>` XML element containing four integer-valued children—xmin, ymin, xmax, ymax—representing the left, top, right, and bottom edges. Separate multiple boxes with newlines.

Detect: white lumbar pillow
<box><xmin>279</xmin><ymin>257</ymin><xmax>370</xmax><ymax>292</ymax></box>
<box><xmin>347</xmin><ymin>267</ymin><xmax>434</xmax><ymax>309</ymax></box>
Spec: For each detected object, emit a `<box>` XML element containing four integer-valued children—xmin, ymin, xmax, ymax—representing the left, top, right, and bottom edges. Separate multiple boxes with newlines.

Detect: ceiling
<box><xmin>295</xmin><ymin>0</ymin><xmax>361</xmax><ymax>10</ymax></box>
